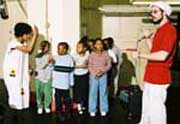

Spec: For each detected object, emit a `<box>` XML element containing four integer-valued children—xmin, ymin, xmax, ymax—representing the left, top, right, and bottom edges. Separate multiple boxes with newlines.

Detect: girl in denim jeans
<box><xmin>88</xmin><ymin>38</ymin><xmax>111</xmax><ymax>117</ymax></box>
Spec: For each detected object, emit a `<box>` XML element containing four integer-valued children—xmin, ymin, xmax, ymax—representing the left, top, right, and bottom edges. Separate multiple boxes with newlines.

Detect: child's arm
<box><xmin>69</xmin><ymin>57</ymin><xmax>74</xmax><ymax>87</ymax></box>
<box><xmin>48</xmin><ymin>53</ymin><xmax>55</xmax><ymax>65</ymax></box>
<box><xmin>88</xmin><ymin>53</ymin><xmax>97</xmax><ymax>75</ymax></box>
<box><xmin>75</xmin><ymin>60</ymin><xmax>88</xmax><ymax>68</ymax></box>
<box><xmin>99</xmin><ymin>53</ymin><xmax>111</xmax><ymax>76</ymax></box>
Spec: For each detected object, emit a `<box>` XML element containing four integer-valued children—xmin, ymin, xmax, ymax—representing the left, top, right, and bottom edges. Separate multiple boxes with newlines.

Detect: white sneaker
<box><xmin>45</xmin><ymin>108</ymin><xmax>51</xmax><ymax>114</ymax></box>
<box><xmin>90</xmin><ymin>112</ymin><xmax>96</xmax><ymax>117</ymax></box>
<box><xmin>101</xmin><ymin>112</ymin><xmax>106</xmax><ymax>116</ymax></box>
<box><xmin>79</xmin><ymin>110</ymin><xmax>83</xmax><ymax>115</ymax></box>
<box><xmin>82</xmin><ymin>107</ymin><xmax>86</xmax><ymax>111</ymax></box>
<box><xmin>77</xmin><ymin>104</ymin><xmax>83</xmax><ymax>115</ymax></box>
<box><xmin>37</xmin><ymin>108</ymin><xmax>43</xmax><ymax>114</ymax></box>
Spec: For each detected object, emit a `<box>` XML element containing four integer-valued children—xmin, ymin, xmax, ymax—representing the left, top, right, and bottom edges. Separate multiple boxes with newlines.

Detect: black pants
<box><xmin>55</xmin><ymin>88</ymin><xmax>71</xmax><ymax>113</ymax></box>
<box><xmin>55</xmin><ymin>89</ymin><xmax>71</xmax><ymax>123</ymax></box>
<box><xmin>74</xmin><ymin>73</ymin><xmax>89</xmax><ymax>107</ymax></box>
<box><xmin>4</xmin><ymin>107</ymin><xmax>31</xmax><ymax>124</ymax></box>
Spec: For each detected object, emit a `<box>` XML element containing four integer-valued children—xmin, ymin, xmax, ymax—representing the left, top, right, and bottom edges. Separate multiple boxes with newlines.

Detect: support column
<box><xmin>48</xmin><ymin>0</ymin><xmax>80</xmax><ymax>54</ymax></box>
<box><xmin>27</xmin><ymin>0</ymin><xmax>80</xmax><ymax>54</ymax></box>
<box><xmin>27</xmin><ymin>0</ymin><xmax>47</xmax><ymax>38</ymax></box>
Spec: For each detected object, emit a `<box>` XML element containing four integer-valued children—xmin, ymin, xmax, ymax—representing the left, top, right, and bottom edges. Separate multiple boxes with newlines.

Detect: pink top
<box><xmin>88</xmin><ymin>51</ymin><xmax>111</xmax><ymax>76</ymax></box>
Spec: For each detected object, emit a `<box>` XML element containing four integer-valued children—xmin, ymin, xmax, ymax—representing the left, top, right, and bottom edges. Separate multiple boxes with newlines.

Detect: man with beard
<box><xmin>132</xmin><ymin>1</ymin><xmax>177</xmax><ymax>124</ymax></box>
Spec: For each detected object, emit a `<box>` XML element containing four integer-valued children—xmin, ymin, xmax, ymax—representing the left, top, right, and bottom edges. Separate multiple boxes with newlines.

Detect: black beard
<box><xmin>153</xmin><ymin>18</ymin><xmax>162</xmax><ymax>24</ymax></box>
<box><xmin>153</xmin><ymin>15</ymin><xmax>163</xmax><ymax>25</ymax></box>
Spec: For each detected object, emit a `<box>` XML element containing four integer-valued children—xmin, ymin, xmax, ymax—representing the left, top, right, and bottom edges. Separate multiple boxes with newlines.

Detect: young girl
<box><xmin>73</xmin><ymin>42</ymin><xmax>89</xmax><ymax>114</ymax></box>
<box><xmin>51</xmin><ymin>42</ymin><xmax>74</xmax><ymax>122</ymax></box>
<box><xmin>35</xmin><ymin>40</ymin><xmax>52</xmax><ymax>114</ymax></box>
<box><xmin>88</xmin><ymin>38</ymin><xmax>111</xmax><ymax>117</ymax></box>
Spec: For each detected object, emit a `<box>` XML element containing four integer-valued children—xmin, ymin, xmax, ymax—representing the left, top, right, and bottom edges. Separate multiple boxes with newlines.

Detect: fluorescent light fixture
<box><xmin>131</xmin><ymin>0</ymin><xmax>180</xmax><ymax>5</ymax></box>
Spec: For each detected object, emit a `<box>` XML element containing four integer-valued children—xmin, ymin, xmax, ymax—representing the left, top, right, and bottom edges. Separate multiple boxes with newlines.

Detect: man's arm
<box><xmin>133</xmin><ymin>50</ymin><xmax>169</xmax><ymax>61</ymax></box>
<box><xmin>16</xmin><ymin>26</ymin><xmax>38</xmax><ymax>53</ymax></box>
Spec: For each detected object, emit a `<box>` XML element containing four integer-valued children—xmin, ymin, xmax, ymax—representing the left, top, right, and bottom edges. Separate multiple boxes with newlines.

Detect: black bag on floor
<box><xmin>118</xmin><ymin>85</ymin><xmax>142</xmax><ymax>118</ymax></box>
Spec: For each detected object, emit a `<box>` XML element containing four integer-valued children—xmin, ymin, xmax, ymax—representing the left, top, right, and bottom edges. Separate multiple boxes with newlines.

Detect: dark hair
<box><xmin>40</xmin><ymin>40</ymin><xmax>50</xmax><ymax>51</ymax></box>
<box><xmin>14</xmin><ymin>22</ymin><xmax>32</xmax><ymax>37</ymax></box>
<box><xmin>94</xmin><ymin>38</ymin><xmax>102</xmax><ymax>45</ymax></box>
<box><xmin>80</xmin><ymin>35</ymin><xmax>89</xmax><ymax>43</ymax></box>
<box><xmin>106</xmin><ymin>37</ymin><xmax>114</xmax><ymax>49</ymax></box>
<box><xmin>94</xmin><ymin>38</ymin><xmax>105</xmax><ymax>50</ymax></box>
<box><xmin>58</xmin><ymin>42</ymin><xmax>69</xmax><ymax>51</ymax></box>
<box><xmin>78</xmin><ymin>41</ymin><xmax>86</xmax><ymax>47</ymax></box>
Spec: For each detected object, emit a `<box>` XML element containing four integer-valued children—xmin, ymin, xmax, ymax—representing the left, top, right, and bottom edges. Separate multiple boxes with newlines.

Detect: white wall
<box><xmin>48</xmin><ymin>0</ymin><xmax>80</xmax><ymax>54</ymax></box>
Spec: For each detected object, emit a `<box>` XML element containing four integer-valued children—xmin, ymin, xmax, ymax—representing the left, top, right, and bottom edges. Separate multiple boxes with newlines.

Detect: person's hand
<box><xmin>139</xmin><ymin>84</ymin><xmax>144</xmax><ymax>91</ymax></box>
<box><xmin>132</xmin><ymin>51</ymin><xmax>139</xmax><ymax>59</ymax></box>
<box><xmin>96</xmin><ymin>70</ymin><xmax>103</xmax><ymax>77</ymax></box>
<box><xmin>142</xmin><ymin>29</ymin><xmax>153</xmax><ymax>39</ymax></box>
<box><xmin>70</xmin><ymin>82</ymin><xmax>74</xmax><ymax>88</ymax></box>
<box><xmin>81</xmin><ymin>60</ymin><xmax>88</xmax><ymax>67</ymax></box>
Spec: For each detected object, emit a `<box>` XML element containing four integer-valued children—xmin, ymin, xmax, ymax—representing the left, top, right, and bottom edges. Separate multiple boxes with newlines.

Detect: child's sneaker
<box><xmin>82</xmin><ymin>106</ymin><xmax>86</xmax><ymax>111</ymax></box>
<box><xmin>45</xmin><ymin>108</ymin><xmax>51</xmax><ymax>114</ymax></box>
<box><xmin>90</xmin><ymin>112</ymin><xmax>96</xmax><ymax>117</ymax></box>
<box><xmin>78</xmin><ymin>110</ymin><xmax>83</xmax><ymax>115</ymax></box>
<box><xmin>101</xmin><ymin>112</ymin><xmax>107</xmax><ymax>116</ymax></box>
<box><xmin>77</xmin><ymin>104</ymin><xmax>83</xmax><ymax>115</ymax></box>
<box><xmin>37</xmin><ymin>108</ymin><xmax>43</xmax><ymax>114</ymax></box>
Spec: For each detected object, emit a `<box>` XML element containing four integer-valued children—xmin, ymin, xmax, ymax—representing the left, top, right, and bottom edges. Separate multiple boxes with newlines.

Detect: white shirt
<box><xmin>35</xmin><ymin>54</ymin><xmax>52</xmax><ymax>83</ymax></box>
<box><xmin>72</xmin><ymin>52</ymin><xmax>89</xmax><ymax>76</ymax></box>
<box><xmin>108</xmin><ymin>49</ymin><xmax>117</xmax><ymax>63</ymax></box>
<box><xmin>52</xmin><ymin>54</ymin><xmax>74</xmax><ymax>90</ymax></box>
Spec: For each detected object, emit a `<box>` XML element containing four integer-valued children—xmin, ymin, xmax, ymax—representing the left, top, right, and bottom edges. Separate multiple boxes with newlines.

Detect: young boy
<box><xmin>51</xmin><ymin>42</ymin><xmax>74</xmax><ymax>122</ymax></box>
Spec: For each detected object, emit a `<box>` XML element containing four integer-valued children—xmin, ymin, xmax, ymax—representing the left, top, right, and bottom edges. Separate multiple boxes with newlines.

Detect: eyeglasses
<box><xmin>150</xmin><ymin>10</ymin><xmax>160</xmax><ymax>14</ymax></box>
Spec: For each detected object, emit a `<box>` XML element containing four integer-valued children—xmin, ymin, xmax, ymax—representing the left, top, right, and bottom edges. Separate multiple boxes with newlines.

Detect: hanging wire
<box><xmin>17</xmin><ymin>0</ymin><xmax>27</xmax><ymax>17</ymax></box>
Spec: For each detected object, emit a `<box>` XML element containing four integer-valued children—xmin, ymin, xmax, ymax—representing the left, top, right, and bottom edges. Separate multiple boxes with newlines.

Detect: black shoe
<box><xmin>56</xmin><ymin>112</ymin><xmax>65</xmax><ymax>122</ymax></box>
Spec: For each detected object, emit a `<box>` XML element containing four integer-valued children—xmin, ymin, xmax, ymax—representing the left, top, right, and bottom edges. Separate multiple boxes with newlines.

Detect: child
<box><xmin>88</xmin><ymin>38</ymin><xmax>111</xmax><ymax>117</ymax></box>
<box><xmin>73</xmin><ymin>41</ymin><xmax>89</xmax><ymax>115</ymax></box>
<box><xmin>35</xmin><ymin>40</ymin><xmax>52</xmax><ymax>114</ymax></box>
<box><xmin>103</xmin><ymin>37</ymin><xmax>120</xmax><ymax>97</ymax></box>
<box><xmin>51</xmin><ymin>42</ymin><xmax>74</xmax><ymax>122</ymax></box>
<box><xmin>3</xmin><ymin>22</ymin><xmax>38</xmax><ymax>124</ymax></box>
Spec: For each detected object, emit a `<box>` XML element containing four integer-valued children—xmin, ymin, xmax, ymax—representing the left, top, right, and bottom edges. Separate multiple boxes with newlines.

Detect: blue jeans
<box><xmin>88</xmin><ymin>74</ymin><xmax>108</xmax><ymax>113</ymax></box>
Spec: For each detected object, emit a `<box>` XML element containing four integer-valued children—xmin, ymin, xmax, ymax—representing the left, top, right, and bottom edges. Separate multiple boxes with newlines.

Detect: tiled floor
<box><xmin>1</xmin><ymin>79</ymin><xmax>180</xmax><ymax>124</ymax></box>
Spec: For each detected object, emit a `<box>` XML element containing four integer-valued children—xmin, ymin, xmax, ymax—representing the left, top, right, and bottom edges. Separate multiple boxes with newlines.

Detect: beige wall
<box><xmin>102</xmin><ymin>15</ymin><xmax>155</xmax><ymax>85</ymax></box>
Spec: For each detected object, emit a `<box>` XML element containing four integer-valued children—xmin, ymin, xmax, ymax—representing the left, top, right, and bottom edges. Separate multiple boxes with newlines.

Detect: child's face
<box><xmin>95</xmin><ymin>40</ymin><xmax>103</xmax><ymax>52</ymax></box>
<box><xmin>58</xmin><ymin>45</ymin><xmax>66</xmax><ymax>55</ymax></box>
<box><xmin>76</xmin><ymin>43</ymin><xmax>84</xmax><ymax>54</ymax></box>
<box><xmin>43</xmin><ymin>45</ymin><xmax>50</xmax><ymax>53</ymax></box>
<box><xmin>87</xmin><ymin>41</ymin><xmax>94</xmax><ymax>49</ymax></box>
